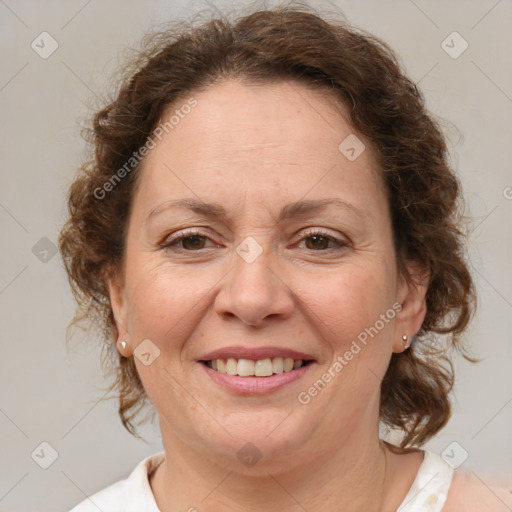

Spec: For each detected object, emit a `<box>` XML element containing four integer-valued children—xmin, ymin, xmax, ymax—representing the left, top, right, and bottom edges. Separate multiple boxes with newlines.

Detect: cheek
<box><xmin>124</xmin><ymin>263</ymin><xmax>211</xmax><ymax>403</ymax></box>
<box><xmin>123</xmin><ymin>259</ymin><xmax>221</xmax><ymax>355</ymax></box>
<box><xmin>125</xmin><ymin>262</ymin><xmax>185</xmax><ymax>334</ymax></box>
<box><xmin>301</xmin><ymin>261</ymin><xmax>397</xmax><ymax>360</ymax></box>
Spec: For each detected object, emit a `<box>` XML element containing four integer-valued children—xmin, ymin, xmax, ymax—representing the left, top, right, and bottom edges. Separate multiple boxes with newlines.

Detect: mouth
<box><xmin>201</xmin><ymin>357</ymin><xmax>315</xmax><ymax>377</ymax></box>
<box><xmin>197</xmin><ymin>347</ymin><xmax>317</xmax><ymax>395</ymax></box>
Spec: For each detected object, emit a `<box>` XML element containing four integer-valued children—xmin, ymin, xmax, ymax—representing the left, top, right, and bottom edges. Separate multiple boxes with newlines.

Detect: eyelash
<box><xmin>161</xmin><ymin>227</ymin><xmax>348</xmax><ymax>252</ymax></box>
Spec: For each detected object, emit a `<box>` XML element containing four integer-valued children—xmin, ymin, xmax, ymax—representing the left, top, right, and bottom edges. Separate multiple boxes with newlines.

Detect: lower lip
<box><xmin>200</xmin><ymin>362</ymin><xmax>315</xmax><ymax>395</ymax></box>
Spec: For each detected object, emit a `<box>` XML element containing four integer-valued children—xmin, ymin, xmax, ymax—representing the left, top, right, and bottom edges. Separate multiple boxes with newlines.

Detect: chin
<box><xmin>194</xmin><ymin>408</ymin><xmax>318</xmax><ymax>474</ymax></box>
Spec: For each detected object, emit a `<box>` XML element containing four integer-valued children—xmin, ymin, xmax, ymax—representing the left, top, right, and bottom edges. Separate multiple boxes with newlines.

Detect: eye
<box><xmin>160</xmin><ymin>228</ymin><xmax>348</xmax><ymax>253</ymax></box>
<box><xmin>161</xmin><ymin>229</ymin><xmax>216</xmax><ymax>251</ymax></box>
<box><xmin>297</xmin><ymin>228</ymin><xmax>348</xmax><ymax>251</ymax></box>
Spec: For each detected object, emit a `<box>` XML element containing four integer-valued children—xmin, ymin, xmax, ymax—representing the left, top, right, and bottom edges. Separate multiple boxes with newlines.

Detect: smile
<box><xmin>203</xmin><ymin>357</ymin><xmax>313</xmax><ymax>377</ymax></box>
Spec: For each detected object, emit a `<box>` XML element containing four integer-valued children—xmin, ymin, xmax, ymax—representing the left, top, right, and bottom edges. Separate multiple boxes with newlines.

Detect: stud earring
<box><xmin>402</xmin><ymin>335</ymin><xmax>409</xmax><ymax>350</ymax></box>
<box><xmin>118</xmin><ymin>340</ymin><xmax>127</xmax><ymax>351</ymax></box>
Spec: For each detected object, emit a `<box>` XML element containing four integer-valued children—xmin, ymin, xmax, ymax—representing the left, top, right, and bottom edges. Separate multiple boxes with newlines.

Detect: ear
<box><xmin>393</xmin><ymin>259</ymin><xmax>429</xmax><ymax>353</ymax></box>
<box><xmin>106</xmin><ymin>267</ymin><xmax>132</xmax><ymax>356</ymax></box>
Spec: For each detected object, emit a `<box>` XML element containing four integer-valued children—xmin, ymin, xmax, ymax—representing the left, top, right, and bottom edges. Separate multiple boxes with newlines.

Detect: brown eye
<box><xmin>180</xmin><ymin>235</ymin><xmax>207</xmax><ymax>250</ymax></box>
<box><xmin>305</xmin><ymin>235</ymin><xmax>332</xmax><ymax>250</ymax></box>
<box><xmin>161</xmin><ymin>229</ymin><xmax>215</xmax><ymax>251</ymax></box>
<box><xmin>299</xmin><ymin>230</ymin><xmax>347</xmax><ymax>252</ymax></box>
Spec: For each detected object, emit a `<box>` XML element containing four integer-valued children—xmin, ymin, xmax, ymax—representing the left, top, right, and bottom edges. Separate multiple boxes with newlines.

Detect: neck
<box><xmin>151</xmin><ymin>422</ymin><xmax>391</xmax><ymax>512</ymax></box>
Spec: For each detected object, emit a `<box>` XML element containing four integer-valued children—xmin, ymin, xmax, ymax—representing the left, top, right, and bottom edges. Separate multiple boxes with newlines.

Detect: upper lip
<box><xmin>199</xmin><ymin>346</ymin><xmax>316</xmax><ymax>361</ymax></box>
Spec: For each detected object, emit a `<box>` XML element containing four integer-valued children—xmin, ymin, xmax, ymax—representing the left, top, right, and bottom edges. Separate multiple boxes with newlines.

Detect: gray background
<box><xmin>1</xmin><ymin>0</ymin><xmax>511</xmax><ymax>510</ymax></box>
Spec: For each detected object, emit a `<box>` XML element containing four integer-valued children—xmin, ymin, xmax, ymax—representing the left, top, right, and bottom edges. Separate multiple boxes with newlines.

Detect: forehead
<box><xmin>133</xmin><ymin>79</ymin><xmax>386</xmax><ymax>217</ymax></box>
<box><xmin>151</xmin><ymin>79</ymin><xmax>365</xmax><ymax>160</ymax></box>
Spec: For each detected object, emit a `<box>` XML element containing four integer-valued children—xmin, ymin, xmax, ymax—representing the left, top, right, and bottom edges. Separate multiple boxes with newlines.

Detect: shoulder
<box><xmin>68</xmin><ymin>452</ymin><xmax>165</xmax><ymax>512</ymax></box>
<box><xmin>443</xmin><ymin>470</ymin><xmax>512</xmax><ymax>512</ymax></box>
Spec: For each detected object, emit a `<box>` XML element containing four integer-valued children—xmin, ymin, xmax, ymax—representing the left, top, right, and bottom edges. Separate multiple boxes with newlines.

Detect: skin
<box><xmin>107</xmin><ymin>79</ymin><xmax>441</xmax><ymax>511</ymax></box>
<box><xmin>445</xmin><ymin>472</ymin><xmax>512</xmax><ymax>511</ymax></box>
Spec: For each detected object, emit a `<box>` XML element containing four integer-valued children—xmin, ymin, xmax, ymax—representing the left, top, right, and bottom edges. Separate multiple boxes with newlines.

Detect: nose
<box><xmin>214</xmin><ymin>247</ymin><xmax>295</xmax><ymax>327</ymax></box>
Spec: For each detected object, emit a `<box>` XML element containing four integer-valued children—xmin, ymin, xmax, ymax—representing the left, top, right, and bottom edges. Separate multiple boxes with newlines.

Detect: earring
<box><xmin>118</xmin><ymin>340</ymin><xmax>127</xmax><ymax>351</ymax></box>
<box><xmin>402</xmin><ymin>335</ymin><xmax>409</xmax><ymax>350</ymax></box>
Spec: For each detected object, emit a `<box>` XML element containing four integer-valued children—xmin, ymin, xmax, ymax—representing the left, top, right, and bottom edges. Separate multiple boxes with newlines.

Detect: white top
<box><xmin>69</xmin><ymin>449</ymin><xmax>454</xmax><ymax>512</ymax></box>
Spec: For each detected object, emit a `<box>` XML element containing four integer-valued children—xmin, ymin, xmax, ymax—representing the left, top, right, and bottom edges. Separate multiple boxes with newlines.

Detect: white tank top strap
<box><xmin>396</xmin><ymin>450</ymin><xmax>454</xmax><ymax>512</ymax></box>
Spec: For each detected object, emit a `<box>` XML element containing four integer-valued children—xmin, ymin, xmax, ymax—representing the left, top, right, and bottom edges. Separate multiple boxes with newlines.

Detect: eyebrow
<box><xmin>147</xmin><ymin>197</ymin><xmax>366</xmax><ymax>224</ymax></box>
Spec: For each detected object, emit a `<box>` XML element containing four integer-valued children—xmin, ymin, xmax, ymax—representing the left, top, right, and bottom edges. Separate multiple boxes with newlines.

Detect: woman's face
<box><xmin>109</xmin><ymin>79</ymin><xmax>426</xmax><ymax>471</ymax></box>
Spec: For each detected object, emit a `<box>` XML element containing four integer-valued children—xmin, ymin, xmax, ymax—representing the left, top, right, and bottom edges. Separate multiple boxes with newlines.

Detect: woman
<box><xmin>60</xmin><ymin>3</ymin><xmax>510</xmax><ymax>511</ymax></box>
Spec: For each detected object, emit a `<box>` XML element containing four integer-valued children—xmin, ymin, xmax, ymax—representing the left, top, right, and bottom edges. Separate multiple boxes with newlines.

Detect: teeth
<box><xmin>255</xmin><ymin>358</ymin><xmax>273</xmax><ymax>377</ymax></box>
<box><xmin>226</xmin><ymin>358</ymin><xmax>238</xmax><ymax>375</ymax></box>
<box><xmin>284</xmin><ymin>357</ymin><xmax>294</xmax><ymax>372</ymax></box>
<box><xmin>272</xmin><ymin>357</ymin><xmax>284</xmax><ymax>374</ymax></box>
<box><xmin>207</xmin><ymin>357</ymin><xmax>307</xmax><ymax>377</ymax></box>
<box><xmin>237</xmin><ymin>358</ymin><xmax>255</xmax><ymax>377</ymax></box>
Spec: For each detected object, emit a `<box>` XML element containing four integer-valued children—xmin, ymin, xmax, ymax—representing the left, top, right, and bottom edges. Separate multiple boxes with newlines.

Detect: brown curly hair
<box><xmin>59</xmin><ymin>1</ymin><xmax>475</xmax><ymax>447</ymax></box>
